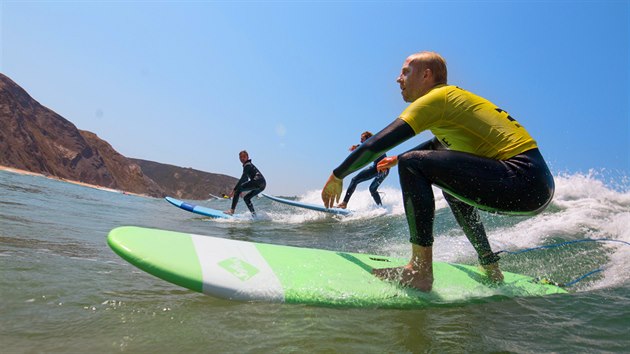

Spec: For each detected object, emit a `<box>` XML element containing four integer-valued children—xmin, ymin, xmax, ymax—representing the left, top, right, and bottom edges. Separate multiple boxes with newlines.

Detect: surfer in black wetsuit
<box><xmin>225</xmin><ymin>150</ymin><xmax>266</xmax><ymax>216</ymax></box>
<box><xmin>336</xmin><ymin>131</ymin><xmax>389</xmax><ymax>209</ymax></box>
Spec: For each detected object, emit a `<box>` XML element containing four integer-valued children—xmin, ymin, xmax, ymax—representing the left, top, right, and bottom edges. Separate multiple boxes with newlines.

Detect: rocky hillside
<box><xmin>0</xmin><ymin>73</ymin><xmax>237</xmax><ymax>199</ymax></box>
<box><xmin>130</xmin><ymin>159</ymin><xmax>235</xmax><ymax>200</ymax></box>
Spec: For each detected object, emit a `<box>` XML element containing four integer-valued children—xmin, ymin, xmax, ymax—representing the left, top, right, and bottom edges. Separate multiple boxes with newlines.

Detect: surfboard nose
<box><xmin>107</xmin><ymin>226</ymin><xmax>204</xmax><ymax>293</ymax></box>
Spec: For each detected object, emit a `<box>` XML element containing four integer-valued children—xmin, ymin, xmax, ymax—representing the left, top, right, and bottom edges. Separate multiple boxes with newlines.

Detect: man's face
<box><xmin>396</xmin><ymin>57</ymin><xmax>427</xmax><ymax>102</ymax></box>
<box><xmin>239</xmin><ymin>153</ymin><xmax>248</xmax><ymax>164</ymax></box>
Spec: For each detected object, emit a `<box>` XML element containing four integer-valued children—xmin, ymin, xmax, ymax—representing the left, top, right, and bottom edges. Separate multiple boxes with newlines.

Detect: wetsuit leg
<box><xmin>442</xmin><ymin>192</ymin><xmax>500</xmax><ymax>265</ymax></box>
<box><xmin>243</xmin><ymin>186</ymin><xmax>265</xmax><ymax>214</ymax></box>
<box><xmin>232</xmin><ymin>180</ymin><xmax>266</xmax><ymax>214</ymax></box>
<box><xmin>342</xmin><ymin>167</ymin><xmax>379</xmax><ymax>204</ymax></box>
<box><xmin>368</xmin><ymin>169</ymin><xmax>389</xmax><ymax>205</ymax></box>
<box><xmin>397</xmin><ymin>146</ymin><xmax>554</xmax><ymax>255</ymax></box>
<box><xmin>230</xmin><ymin>192</ymin><xmax>240</xmax><ymax>211</ymax></box>
<box><xmin>398</xmin><ymin>156</ymin><xmax>435</xmax><ymax>247</ymax></box>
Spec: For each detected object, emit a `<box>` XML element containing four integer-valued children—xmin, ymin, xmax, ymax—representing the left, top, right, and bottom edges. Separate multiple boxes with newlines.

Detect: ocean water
<box><xmin>1</xmin><ymin>169</ymin><xmax>629</xmax><ymax>353</ymax></box>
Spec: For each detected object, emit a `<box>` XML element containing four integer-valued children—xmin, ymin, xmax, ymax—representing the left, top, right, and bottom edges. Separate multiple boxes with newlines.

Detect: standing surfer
<box><xmin>226</xmin><ymin>150</ymin><xmax>266</xmax><ymax>216</ymax></box>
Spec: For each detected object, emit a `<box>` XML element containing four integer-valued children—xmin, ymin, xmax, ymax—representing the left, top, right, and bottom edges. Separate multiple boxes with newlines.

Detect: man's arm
<box><xmin>332</xmin><ymin>118</ymin><xmax>415</xmax><ymax>179</ymax></box>
<box><xmin>322</xmin><ymin>118</ymin><xmax>414</xmax><ymax>207</ymax></box>
<box><xmin>375</xmin><ymin>137</ymin><xmax>441</xmax><ymax>172</ymax></box>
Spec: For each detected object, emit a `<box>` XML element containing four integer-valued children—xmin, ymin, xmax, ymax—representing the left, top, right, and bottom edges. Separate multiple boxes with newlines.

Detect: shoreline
<box><xmin>0</xmin><ymin>165</ymin><xmax>149</xmax><ymax>197</ymax></box>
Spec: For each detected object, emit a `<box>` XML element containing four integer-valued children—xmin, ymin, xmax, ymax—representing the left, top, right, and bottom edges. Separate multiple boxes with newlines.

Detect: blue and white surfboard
<box><xmin>262</xmin><ymin>193</ymin><xmax>351</xmax><ymax>216</ymax></box>
<box><xmin>165</xmin><ymin>196</ymin><xmax>233</xmax><ymax>219</ymax></box>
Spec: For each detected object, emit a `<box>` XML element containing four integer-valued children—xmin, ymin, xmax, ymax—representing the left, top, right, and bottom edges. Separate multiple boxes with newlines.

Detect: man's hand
<box><xmin>377</xmin><ymin>156</ymin><xmax>398</xmax><ymax>172</ymax></box>
<box><xmin>321</xmin><ymin>173</ymin><xmax>343</xmax><ymax>208</ymax></box>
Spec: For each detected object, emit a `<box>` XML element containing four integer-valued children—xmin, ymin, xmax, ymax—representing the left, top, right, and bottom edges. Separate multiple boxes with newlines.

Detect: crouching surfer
<box><xmin>321</xmin><ymin>51</ymin><xmax>554</xmax><ymax>292</ymax></box>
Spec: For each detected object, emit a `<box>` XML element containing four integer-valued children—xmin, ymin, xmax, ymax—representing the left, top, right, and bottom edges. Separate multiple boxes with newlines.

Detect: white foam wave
<box><xmin>476</xmin><ymin>172</ymin><xmax>629</xmax><ymax>290</ymax></box>
<box><xmin>262</xmin><ymin>210</ymin><xmax>331</xmax><ymax>224</ymax></box>
<box><xmin>297</xmin><ymin>185</ymin><xmax>448</xmax><ymax>218</ymax></box>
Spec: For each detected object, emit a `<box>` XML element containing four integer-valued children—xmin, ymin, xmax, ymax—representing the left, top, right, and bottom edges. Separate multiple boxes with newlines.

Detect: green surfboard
<box><xmin>107</xmin><ymin>226</ymin><xmax>566</xmax><ymax>308</ymax></box>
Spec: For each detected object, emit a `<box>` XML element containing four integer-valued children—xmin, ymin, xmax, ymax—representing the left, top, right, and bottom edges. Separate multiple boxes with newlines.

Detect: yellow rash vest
<box><xmin>399</xmin><ymin>84</ymin><xmax>538</xmax><ymax>160</ymax></box>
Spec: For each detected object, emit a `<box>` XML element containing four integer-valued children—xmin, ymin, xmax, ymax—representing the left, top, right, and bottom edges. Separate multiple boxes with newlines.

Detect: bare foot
<box><xmin>482</xmin><ymin>263</ymin><xmax>504</xmax><ymax>283</ymax></box>
<box><xmin>335</xmin><ymin>201</ymin><xmax>347</xmax><ymax>209</ymax></box>
<box><xmin>224</xmin><ymin>209</ymin><xmax>234</xmax><ymax>215</ymax></box>
<box><xmin>372</xmin><ymin>265</ymin><xmax>433</xmax><ymax>292</ymax></box>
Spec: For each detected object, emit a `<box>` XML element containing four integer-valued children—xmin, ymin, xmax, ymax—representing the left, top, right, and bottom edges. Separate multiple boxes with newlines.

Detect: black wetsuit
<box><xmin>231</xmin><ymin>159</ymin><xmax>266</xmax><ymax>215</ymax></box>
<box><xmin>333</xmin><ymin>119</ymin><xmax>554</xmax><ymax>265</ymax></box>
<box><xmin>342</xmin><ymin>154</ymin><xmax>389</xmax><ymax>206</ymax></box>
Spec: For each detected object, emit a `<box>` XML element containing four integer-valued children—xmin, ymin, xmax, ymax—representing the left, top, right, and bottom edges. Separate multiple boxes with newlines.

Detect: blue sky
<box><xmin>2</xmin><ymin>1</ymin><xmax>628</xmax><ymax>195</ymax></box>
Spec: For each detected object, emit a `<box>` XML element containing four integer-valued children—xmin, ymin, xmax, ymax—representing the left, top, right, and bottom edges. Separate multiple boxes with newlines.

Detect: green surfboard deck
<box><xmin>108</xmin><ymin>226</ymin><xmax>567</xmax><ymax>308</ymax></box>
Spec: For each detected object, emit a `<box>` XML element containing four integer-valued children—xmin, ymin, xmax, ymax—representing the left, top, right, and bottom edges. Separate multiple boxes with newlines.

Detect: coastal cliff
<box><xmin>0</xmin><ymin>73</ymin><xmax>236</xmax><ymax>199</ymax></box>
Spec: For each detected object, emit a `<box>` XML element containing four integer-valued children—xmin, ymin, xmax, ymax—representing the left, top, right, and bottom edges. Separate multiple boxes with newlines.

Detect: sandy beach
<box><xmin>0</xmin><ymin>165</ymin><xmax>146</xmax><ymax>197</ymax></box>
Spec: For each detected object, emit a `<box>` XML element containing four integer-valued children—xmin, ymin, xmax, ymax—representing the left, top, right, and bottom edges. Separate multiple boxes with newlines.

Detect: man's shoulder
<box><xmin>441</xmin><ymin>85</ymin><xmax>484</xmax><ymax>98</ymax></box>
<box><xmin>438</xmin><ymin>84</ymin><xmax>472</xmax><ymax>98</ymax></box>
<box><xmin>409</xmin><ymin>84</ymin><xmax>452</xmax><ymax>107</ymax></box>
<box><xmin>431</xmin><ymin>84</ymin><xmax>454</xmax><ymax>92</ymax></box>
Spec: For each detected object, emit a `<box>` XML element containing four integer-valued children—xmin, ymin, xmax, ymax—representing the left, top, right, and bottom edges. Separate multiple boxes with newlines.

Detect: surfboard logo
<box><xmin>218</xmin><ymin>257</ymin><xmax>260</xmax><ymax>281</ymax></box>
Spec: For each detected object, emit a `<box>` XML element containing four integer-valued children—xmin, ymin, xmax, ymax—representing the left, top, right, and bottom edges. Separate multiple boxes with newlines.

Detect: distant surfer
<box><xmin>335</xmin><ymin>131</ymin><xmax>389</xmax><ymax>209</ymax></box>
<box><xmin>321</xmin><ymin>51</ymin><xmax>555</xmax><ymax>292</ymax></box>
<box><xmin>225</xmin><ymin>150</ymin><xmax>266</xmax><ymax>216</ymax></box>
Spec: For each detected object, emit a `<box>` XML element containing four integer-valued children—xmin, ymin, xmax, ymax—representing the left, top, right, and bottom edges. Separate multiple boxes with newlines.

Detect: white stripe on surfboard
<box><xmin>190</xmin><ymin>234</ymin><xmax>284</xmax><ymax>302</ymax></box>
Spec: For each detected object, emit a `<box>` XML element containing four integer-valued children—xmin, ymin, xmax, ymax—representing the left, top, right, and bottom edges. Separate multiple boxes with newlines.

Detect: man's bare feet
<box><xmin>372</xmin><ymin>265</ymin><xmax>433</xmax><ymax>292</ymax></box>
<box><xmin>224</xmin><ymin>209</ymin><xmax>234</xmax><ymax>215</ymax></box>
<box><xmin>335</xmin><ymin>201</ymin><xmax>347</xmax><ymax>209</ymax></box>
<box><xmin>482</xmin><ymin>262</ymin><xmax>504</xmax><ymax>283</ymax></box>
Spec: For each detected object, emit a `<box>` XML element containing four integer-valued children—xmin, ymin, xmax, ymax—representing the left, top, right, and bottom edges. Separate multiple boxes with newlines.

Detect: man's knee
<box><xmin>398</xmin><ymin>150</ymin><xmax>432</xmax><ymax>176</ymax></box>
<box><xmin>399</xmin><ymin>150</ymin><xmax>430</xmax><ymax>164</ymax></box>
